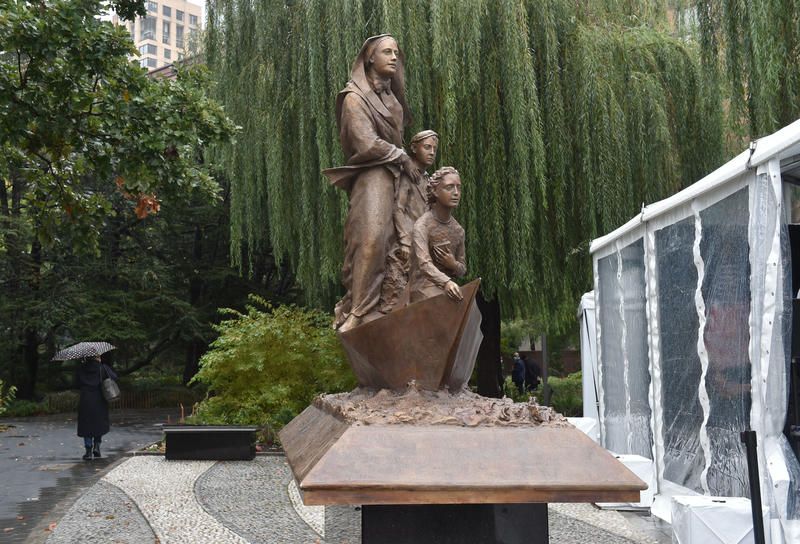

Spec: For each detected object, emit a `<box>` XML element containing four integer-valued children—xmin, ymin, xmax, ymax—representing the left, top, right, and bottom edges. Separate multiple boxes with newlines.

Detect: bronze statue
<box><xmin>380</xmin><ymin>130</ymin><xmax>439</xmax><ymax>311</ymax></box>
<box><xmin>322</xmin><ymin>35</ymin><xmax>419</xmax><ymax>332</ymax></box>
<box><xmin>409</xmin><ymin>166</ymin><xmax>466</xmax><ymax>303</ymax></box>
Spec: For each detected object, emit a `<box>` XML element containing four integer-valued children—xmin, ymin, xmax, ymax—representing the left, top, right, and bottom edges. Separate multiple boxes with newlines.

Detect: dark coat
<box><xmin>511</xmin><ymin>358</ymin><xmax>525</xmax><ymax>391</ymax></box>
<box><xmin>75</xmin><ymin>360</ymin><xmax>117</xmax><ymax>438</ymax></box>
<box><xmin>523</xmin><ymin>356</ymin><xmax>541</xmax><ymax>391</ymax></box>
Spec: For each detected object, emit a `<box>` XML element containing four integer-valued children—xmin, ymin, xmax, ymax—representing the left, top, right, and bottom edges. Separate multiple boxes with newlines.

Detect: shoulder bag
<box><xmin>100</xmin><ymin>364</ymin><xmax>120</xmax><ymax>402</ymax></box>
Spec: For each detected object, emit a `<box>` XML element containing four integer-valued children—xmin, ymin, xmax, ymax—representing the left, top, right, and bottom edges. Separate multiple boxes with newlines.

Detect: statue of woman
<box><xmin>408</xmin><ymin>166</ymin><xmax>466</xmax><ymax>303</ymax></box>
<box><xmin>322</xmin><ymin>35</ymin><xmax>420</xmax><ymax>332</ymax></box>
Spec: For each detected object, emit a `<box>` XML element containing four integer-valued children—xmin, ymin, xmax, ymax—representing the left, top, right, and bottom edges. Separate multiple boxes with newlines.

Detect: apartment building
<box><xmin>112</xmin><ymin>0</ymin><xmax>202</xmax><ymax>70</ymax></box>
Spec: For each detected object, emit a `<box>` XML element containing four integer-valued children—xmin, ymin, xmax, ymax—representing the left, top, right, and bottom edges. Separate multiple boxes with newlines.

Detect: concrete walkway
<box><xmin>43</xmin><ymin>454</ymin><xmax>673</xmax><ymax>544</ymax></box>
<box><xmin>0</xmin><ymin>409</ymin><xmax>178</xmax><ymax>543</ymax></box>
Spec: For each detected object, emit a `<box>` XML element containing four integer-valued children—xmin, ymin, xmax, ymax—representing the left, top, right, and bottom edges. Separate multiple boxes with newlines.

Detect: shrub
<box><xmin>190</xmin><ymin>297</ymin><xmax>356</xmax><ymax>431</ymax></box>
<box><xmin>502</xmin><ymin>371</ymin><xmax>583</xmax><ymax>417</ymax></box>
<box><xmin>502</xmin><ymin>376</ymin><xmax>533</xmax><ymax>403</ymax></box>
<box><xmin>0</xmin><ymin>379</ymin><xmax>17</xmax><ymax>416</ymax></box>
<box><xmin>536</xmin><ymin>371</ymin><xmax>583</xmax><ymax>416</ymax></box>
<box><xmin>3</xmin><ymin>399</ymin><xmax>53</xmax><ymax>417</ymax></box>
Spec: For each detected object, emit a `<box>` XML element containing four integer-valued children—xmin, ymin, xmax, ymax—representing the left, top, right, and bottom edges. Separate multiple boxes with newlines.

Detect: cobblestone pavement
<box><xmin>45</xmin><ymin>455</ymin><xmax>672</xmax><ymax>544</ymax></box>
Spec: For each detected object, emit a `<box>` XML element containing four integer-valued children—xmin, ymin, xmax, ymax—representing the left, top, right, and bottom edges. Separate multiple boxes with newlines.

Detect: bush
<box><xmin>502</xmin><ymin>371</ymin><xmax>583</xmax><ymax>417</ymax></box>
<box><xmin>189</xmin><ymin>297</ymin><xmax>356</xmax><ymax>431</ymax></box>
<box><xmin>0</xmin><ymin>379</ymin><xmax>17</xmax><ymax>416</ymax></box>
<box><xmin>3</xmin><ymin>399</ymin><xmax>53</xmax><ymax>417</ymax></box>
<box><xmin>536</xmin><ymin>371</ymin><xmax>583</xmax><ymax>416</ymax></box>
<box><xmin>502</xmin><ymin>376</ymin><xmax>533</xmax><ymax>403</ymax></box>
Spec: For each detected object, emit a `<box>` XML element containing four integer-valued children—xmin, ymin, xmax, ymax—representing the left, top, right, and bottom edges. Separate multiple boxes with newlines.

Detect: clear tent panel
<box><xmin>598</xmin><ymin>252</ymin><xmax>627</xmax><ymax>453</ymax></box>
<box><xmin>619</xmin><ymin>239</ymin><xmax>653</xmax><ymax>458</ymax></box>
<box><xmin>699</xmin><ymin>187</ymin><xmax>752</xmax><ymax>496</ymax></box>
<box><xmin>655</xmin><ymin>216</ymin><xmax>705</xmax><ymax>493</ymax></box>
<box><xmin>597</xmin><ymin>239</ymin><xmax>652</xmax><ymax>458</ymax></box>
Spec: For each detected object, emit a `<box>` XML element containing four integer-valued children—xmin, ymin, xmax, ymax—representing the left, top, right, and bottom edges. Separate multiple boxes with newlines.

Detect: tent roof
<box><xmin>590</xmin><ymin>118</ymin><xmax>800</xmax><ymax>254</ymax></box>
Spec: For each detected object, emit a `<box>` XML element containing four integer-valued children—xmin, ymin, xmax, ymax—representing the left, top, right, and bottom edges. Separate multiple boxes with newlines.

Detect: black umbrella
<box><xmin>51</xmin><ymin>342</ymin><xmax>116</xmax><ymax>362</ymax></box>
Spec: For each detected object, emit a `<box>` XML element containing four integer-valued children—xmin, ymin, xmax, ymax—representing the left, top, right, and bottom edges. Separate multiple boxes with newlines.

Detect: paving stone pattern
<box><xmin>41</xmin><ymin>454</ymin><xmax>671</xmax><ymax>544</ymax></box>
<box><xmin>196</xmin><ymin>457</ymin><xmax>326</xmax><ymax>544</ymax></box>
<box><xmin>104</xmin><ymin>456</ymin><xmax>248</xmax><ymax>544</ymax></box>
<box><xmin>46</xmin><ymin>480</ymin><xmax>156</xmax><ymax>544</ymax></box>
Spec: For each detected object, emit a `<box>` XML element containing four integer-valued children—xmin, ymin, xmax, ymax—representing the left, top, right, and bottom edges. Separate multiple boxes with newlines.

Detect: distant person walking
<box><xmin>511</xmin><ymin>352</ymin><xmax>525</xmax><ymax>394</ymax></box>
<box><xmin>522</xmin><ymin>353</ymin><xmax>541</xmax><ymax>392</ymax></box>
<box><xmin>76</xmin><ymin>356</ymin><xmax>117</xmax><ymax>460</ymax></box>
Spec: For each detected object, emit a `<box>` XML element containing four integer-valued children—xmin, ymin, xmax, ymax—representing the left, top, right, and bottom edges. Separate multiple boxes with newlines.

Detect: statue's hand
<box><xmin>397</xmin><ymin>245</ymin><xmax>410</xmax><ymax>262</ymax></box>
<box><xmin>433</xmin><ymin>245</ymin><xmax>458</xmax><ymax>272</ymax></box>
<box><xmin>400</xmin><ymin>152</ymin><xmax>422</xmax><ymax>184</ymax></box>
<box><xmin>444</xmin><ymin>281</ymin><xmax>463</xmax><ymax>301</ymax></box>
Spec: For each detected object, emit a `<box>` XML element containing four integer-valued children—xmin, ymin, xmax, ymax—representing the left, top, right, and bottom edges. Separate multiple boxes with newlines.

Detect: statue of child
<box><xmin>408</xmin><ymin>166</ymin><xmax>466</xmax><ymax>303</ymax></box>
<box><xmin>379</xmin><ymin>130</ymin><xmax>439</xmax><ymax>311</ymax></box>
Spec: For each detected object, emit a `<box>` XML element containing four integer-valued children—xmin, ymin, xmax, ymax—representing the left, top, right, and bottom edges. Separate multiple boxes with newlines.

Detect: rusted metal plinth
<box><xmin>279</xmin><ymin>405</ymin><xmax>646</xmax><ymax>506</ymax></box>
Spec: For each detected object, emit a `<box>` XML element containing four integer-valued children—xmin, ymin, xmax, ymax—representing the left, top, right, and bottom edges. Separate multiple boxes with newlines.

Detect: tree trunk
<box><xmin>475</xmin><ymin>291</ymin><xmax>502</xmax><ymax>398</ymax></box>
<box><xmin>18</xmin><ymin>238</ymin><xmax>43</xmax><ymax>399</ymax></box>
<box><xmin>183</xmin><ymin>339</ymin><xmax>205</xmax><ymax>385</ymax></box>
<box><xmin>18</xmin><ymin>328</ymin><xmax>39</xmax><ymax>400</ymax></box>
<box><xmin>183</xmin><ymin>225</ymin><xmax>205</xmax><ymax>384</ymax></box>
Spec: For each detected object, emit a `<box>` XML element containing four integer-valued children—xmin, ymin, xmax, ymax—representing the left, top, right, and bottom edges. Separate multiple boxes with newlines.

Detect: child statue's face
<box><xmin>434</xmin><ymin>173</ymin><xmax>461</xmax><ymax>209</ymax></box>
<box><xmin>412</xmin><ymin>137</ymin><xmax>438</xmax><ymax>169</ymax></box>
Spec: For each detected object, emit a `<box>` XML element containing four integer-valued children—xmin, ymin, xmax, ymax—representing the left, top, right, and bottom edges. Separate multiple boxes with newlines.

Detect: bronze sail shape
<box><xmin>338</xmin><ymin>279</ymin><xmax>482</xmax><ymax>391</ymax></box>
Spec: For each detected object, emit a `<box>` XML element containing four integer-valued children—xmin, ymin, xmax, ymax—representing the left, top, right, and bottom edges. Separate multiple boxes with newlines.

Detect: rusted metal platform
<box><xmin>279</xmin><ymin>405</ymin><xmax>647</xmax><ymax>506</ymax></box>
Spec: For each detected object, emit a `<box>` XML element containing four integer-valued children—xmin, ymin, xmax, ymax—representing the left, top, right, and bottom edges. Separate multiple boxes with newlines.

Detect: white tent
<box><xmin>589</xmin><ymin>119</ymin><xmax>800</xmax><ymax>542</ymax></box>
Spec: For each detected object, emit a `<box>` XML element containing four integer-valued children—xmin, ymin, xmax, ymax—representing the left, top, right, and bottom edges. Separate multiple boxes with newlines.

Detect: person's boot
<box><xmin>82</xmin><ymin>447</ymin><xmax>93</xmax><ymax>461</ymax></box>
<box><xmin>92</xmin><ymin>443</ymin><xmax>101</xmax><ymax>458</ymax></box>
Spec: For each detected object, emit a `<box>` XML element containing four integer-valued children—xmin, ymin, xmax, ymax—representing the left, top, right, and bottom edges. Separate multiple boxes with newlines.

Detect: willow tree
<box><xmin>693</xmin><ymin>0</ymin><xmax>800</xmax><ymax>140</ymax></box>
<box><xmin>206</xmin><ymin>0</ymin><xmax>722</xmax><ymax>333</ymax></box>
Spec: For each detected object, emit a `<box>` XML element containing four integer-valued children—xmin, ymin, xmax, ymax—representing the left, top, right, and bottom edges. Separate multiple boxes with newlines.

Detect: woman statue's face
<box><xmin>369</xmin><ymin>38</ymin><xmax>399</xmax><ymax>78</ymax></box>
<box><xmin>412</xmin><ymin>137</ymin><xmax>438</xmax><ymax>168</ymax></box>
<box><xmin>434</xmin><ymin>173</ymin><xmax>461</xmax><ymax>209</ymax></box>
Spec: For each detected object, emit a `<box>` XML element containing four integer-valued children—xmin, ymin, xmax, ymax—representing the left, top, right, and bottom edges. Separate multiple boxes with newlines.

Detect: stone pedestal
<box><xmin>362</xmin><ymin>503</ymin><xmax>548</xmax><ymax>544</ymax></box>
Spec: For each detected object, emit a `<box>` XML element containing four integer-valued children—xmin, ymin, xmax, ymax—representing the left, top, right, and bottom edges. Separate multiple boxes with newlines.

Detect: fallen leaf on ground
<box><xmin>4</xmin><ymin>527</ymin><xmax>14</xmax><ymax>532</ymax></box>
<box><xmin>16</xmin><ymin>516</ymin><xmax>24</xmax><ymax>520</ymax></box>
<box><xmin>47</xmin><ymin>522</ymin><xmax>57</xmax><ymax>531</ymax></box>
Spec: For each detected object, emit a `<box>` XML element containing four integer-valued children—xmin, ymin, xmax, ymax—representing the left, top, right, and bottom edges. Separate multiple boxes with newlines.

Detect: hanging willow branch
<box><xmin>206</xmin><ymin>0</ymin><xmax>722</xmax><ymax>331</ymax></box>
<box><xmin>695</xmin><ymin>0</ymin><xmax>800</xmax><ymax>139</ymax></box>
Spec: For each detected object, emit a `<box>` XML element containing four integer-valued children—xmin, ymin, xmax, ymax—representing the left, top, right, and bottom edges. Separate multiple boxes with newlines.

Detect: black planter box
<box><xmin>163</xmin><ymin>425</ymin><xmax>258</xmax><ymax>461</ymax></box>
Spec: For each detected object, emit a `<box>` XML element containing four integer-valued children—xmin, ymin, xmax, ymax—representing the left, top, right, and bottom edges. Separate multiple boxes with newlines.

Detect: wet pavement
<box><xmin>0</xmin><ymin>409</ymin><xmax>178</xmax><ymax>543</ymax></box>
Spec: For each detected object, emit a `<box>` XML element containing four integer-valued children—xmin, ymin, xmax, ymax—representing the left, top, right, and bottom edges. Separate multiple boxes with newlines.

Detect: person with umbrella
<box><xmin>52</xmin><ymin>342</ymin><xmax>118</xmax><ymax>460</ymax></box>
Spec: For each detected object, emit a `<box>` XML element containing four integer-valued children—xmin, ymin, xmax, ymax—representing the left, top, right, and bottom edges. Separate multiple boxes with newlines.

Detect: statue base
<box><xmin>362</xmin><ymin>503</ymin><xmax>548</xmax><ymax>544</ymax></box>
<box><xmin>278</xmin><ymin>390</ymin><xmax>646</xmax><ymax>508</ymax></box>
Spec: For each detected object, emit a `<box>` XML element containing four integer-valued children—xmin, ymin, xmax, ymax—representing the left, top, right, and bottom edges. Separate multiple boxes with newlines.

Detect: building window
<box><xmin>189</xmin><ymin>14</ymin><xmax>198</xmax><ymax>26</ymax></box>
<box><xmin>146</xmin><ymin>1</ymin><xmax>157</xmax><ymax>12</ymax></box>
<box><xmin>140</xmin><ymin>57</ymin><xmax>157</xmax><ymax>69</ymax></box>
<box><xmin>139</xmin><ymin>44</ymin><xmax>157</xmax><ymax>56</ymax></box>
<box><xmin>164</xmin><ymin>48</ymin><xmax>171</xmax><ymax>60</ymax></box>
<box><xmin>140</xmin><ymin>16</ymin><xmax>156</xmax><ymax>40</ymax></box>
<box><xmin>176</xmin><ymin>10</ymin><xmax>184</xmax><ymax>22</ymax></box>
<box><xmin>178</xmin><ymin>52</ymin><xmax>184</xmax><ymax>61</ymax></box>
<box><xmin>175</xmin><ymin>25</ymin><xmax>184</xmax><ymax>48</ymax></box>
<box><xmin>162</xmin><ymin>5</ymin><xmax>171</xmax><ymax>17</ymax></box>
<box><xmin>162</xmin><ymin>21</ymin><xmax>170</xmax><ymax>44</ymax></box>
